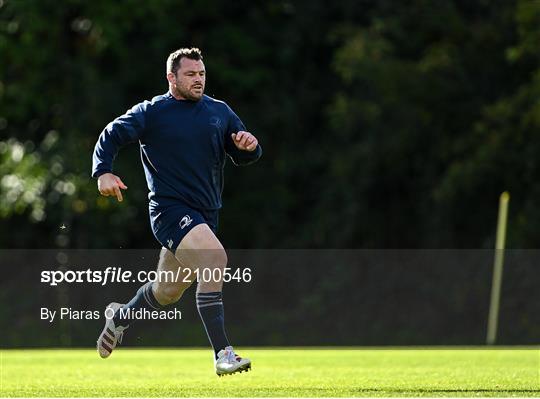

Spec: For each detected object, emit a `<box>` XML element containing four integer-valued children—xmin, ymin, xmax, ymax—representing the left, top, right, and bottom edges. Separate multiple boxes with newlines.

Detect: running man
<box><xmin>91</xmin><ymin>48</ymin><xmax>261</xmax><ymax>376</ymax></box>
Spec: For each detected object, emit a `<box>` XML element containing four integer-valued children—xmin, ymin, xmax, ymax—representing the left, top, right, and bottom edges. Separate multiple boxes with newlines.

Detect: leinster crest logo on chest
<box><xmin>209</xmin><ymin>116</ymin><xmax>222</xmax><ymax>129</ymax></box>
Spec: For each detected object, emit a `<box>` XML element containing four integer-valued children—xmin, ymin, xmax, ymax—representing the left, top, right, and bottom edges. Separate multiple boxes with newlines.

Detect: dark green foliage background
<box><xmin>1</xmin><ymin>0</ymin><xmax>539</xmax><ymax>346</ymax></box>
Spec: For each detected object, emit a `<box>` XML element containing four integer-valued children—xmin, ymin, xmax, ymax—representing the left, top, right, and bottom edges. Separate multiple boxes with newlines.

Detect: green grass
<box><xmin>1</xmin><ymin>347</ymin><xmax>538</xmax><ymax>397</ymax></box>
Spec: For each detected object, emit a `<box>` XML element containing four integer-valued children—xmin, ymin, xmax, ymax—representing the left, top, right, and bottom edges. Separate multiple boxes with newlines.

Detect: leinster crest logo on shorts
<box><xmin>179</xmin><ymin>214</ymin><xmax>193</xmax><ymax>229</ymax></box>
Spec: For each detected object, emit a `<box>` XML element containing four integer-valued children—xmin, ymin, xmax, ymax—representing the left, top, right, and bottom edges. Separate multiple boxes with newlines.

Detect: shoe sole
<box><xmin>217</xmin><ymin>363</ymin><xmax>251</xmax><ymax>377</ymax></box>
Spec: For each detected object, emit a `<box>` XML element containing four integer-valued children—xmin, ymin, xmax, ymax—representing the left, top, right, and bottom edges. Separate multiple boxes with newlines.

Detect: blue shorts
<box><xmin>149</xmin><ymin>199</ymin><xmax>219</xmax><ymax>252</ymax></box>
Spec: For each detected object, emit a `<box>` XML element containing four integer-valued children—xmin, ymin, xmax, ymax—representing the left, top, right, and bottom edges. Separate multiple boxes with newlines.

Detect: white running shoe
<box><xmin>215</xmin><ymin>346</ymin><xmax>251</xmax><ymax>376</ymax></box>
<box><xmin>96</xmin><ymin>302</ymin><xmax>127</xmax><ymax>358</ymax></box>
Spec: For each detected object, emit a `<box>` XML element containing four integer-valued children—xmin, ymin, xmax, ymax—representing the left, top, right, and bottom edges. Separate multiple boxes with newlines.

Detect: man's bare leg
<box><xmin>174</xmin><ymin>224</ymin><xmax>228</xmax><ymax>352</ymax></box>
<box><xmin>152</xmin><ymin>246</ymin><xmax>194</xmax><ymax>305</ymax></box>
<box><xmin>174</xmin><ymin>224</ymin><xmax>251</xmax><ymax>375</ymax></box>
<box><xmin>97</xmin><ymin>246</ymin><xmax>193</xmax><ymax>358</ymax></box>
<box><xmin>175</xmin><ymin>223</ymin><xmax>227</xmax><ymax>292</ymax></box>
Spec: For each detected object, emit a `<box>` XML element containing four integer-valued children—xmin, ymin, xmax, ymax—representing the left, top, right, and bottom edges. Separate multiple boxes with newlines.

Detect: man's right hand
<box><xmin>97</xmin><ymin>173</ymin><xmax>128</xmax><ymax>202</ymax></box>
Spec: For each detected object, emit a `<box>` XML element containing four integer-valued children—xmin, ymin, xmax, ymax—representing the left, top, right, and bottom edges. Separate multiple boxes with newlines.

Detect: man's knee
<box><xmin>153</xmin><ymin>283</ymin><xmax>184</xmax><ymax>305</ymax></box>
<box><xmin>196</xmin><ymin>249</ymin><xmax>227</xmax><ymax>290</ymax></box>
<box><xmin>207</xmin><ymin>248</ymin><xmax>227</xmax><ymax>269</ymax></box>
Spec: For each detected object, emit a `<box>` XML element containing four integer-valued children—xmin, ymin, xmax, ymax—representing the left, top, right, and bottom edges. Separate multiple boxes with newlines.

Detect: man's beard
<box><xmin>175</xmin><ymin>84</ymin><xmax>203</xmax><ymax>101</ymax></box>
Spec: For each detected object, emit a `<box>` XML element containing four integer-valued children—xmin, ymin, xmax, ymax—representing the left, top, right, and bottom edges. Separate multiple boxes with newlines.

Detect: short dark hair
<box><xmin>167</xmin><ymin>48</ymin><xmax>203</xmax><ymax>75</ymax></box>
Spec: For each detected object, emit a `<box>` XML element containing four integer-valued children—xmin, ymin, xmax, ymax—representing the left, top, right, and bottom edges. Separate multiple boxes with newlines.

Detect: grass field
<box><xmin>1</xmin><ymin>347</ymin><xmax>538</xmax><ymax>397</ymax></box>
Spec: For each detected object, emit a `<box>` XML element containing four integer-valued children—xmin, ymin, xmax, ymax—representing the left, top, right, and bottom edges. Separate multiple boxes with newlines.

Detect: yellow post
<box><xmin>486</xmin><ymin>191</ymin><xmax>510</xmax><ymax>345</ymax></box>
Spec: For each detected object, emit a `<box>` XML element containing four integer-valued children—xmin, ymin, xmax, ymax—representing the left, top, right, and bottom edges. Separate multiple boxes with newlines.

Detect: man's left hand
<box><xmin>232</xmin><ymin>131</ymin><xmax>258</xmax><ymax>152</ymax></box>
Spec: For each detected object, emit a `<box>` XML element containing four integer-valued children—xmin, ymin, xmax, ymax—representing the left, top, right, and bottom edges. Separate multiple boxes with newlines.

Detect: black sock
<box><xmin>113</xmin><ymin>282</ymin><xmax>163</xmax><ymax>328</ymax></box>
<box><xmin>196</xmin><ymin>291</ymin><xmax>230</xmax><ymax>358</ymax></box>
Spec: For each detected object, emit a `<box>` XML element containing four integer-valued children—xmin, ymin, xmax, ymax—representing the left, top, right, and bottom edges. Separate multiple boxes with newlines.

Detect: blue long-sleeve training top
<box><xmin>92</xmin><ymin>92</ymin><xmax>262</xmax><ymax>210</ymax></box>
